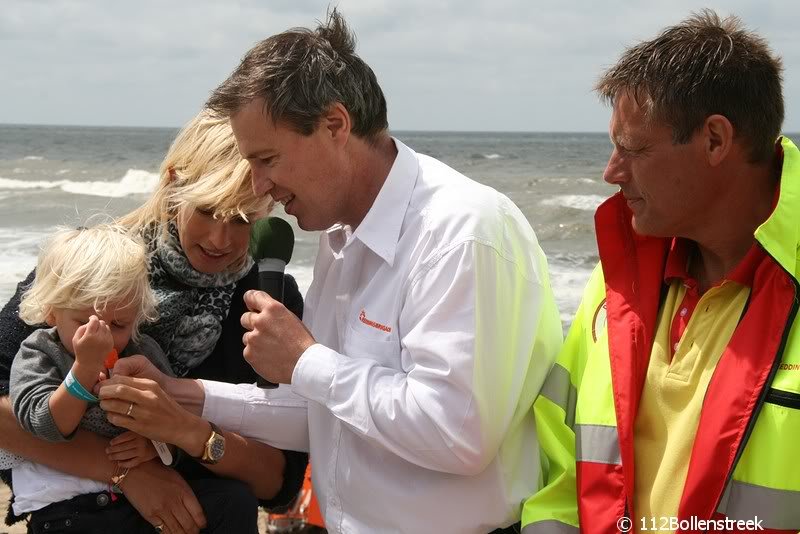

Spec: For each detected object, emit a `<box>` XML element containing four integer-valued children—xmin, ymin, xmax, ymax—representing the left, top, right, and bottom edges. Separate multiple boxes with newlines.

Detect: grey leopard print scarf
<box><xmin>143</xmin><ymin>223</ymin><xmax>253</xmax><ymax>377</ymax></box>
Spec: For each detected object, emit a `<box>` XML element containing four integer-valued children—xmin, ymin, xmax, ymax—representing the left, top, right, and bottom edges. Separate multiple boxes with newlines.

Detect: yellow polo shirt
<box><xmin>633</xmin><ymin>240</ymin><xmax>764</xmax><ymax>533</ymax></box>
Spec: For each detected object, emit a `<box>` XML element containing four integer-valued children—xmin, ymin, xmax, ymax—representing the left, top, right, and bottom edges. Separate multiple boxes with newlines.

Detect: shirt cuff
<box><xmin>292</xmin><ymin>343</ymin><xmax>337</xmax><ymax>405</ymax></box>
<box><xmin>200</xmin><ymin>379</ymin><xmax>247</xmax><ymax>434</ymax></box>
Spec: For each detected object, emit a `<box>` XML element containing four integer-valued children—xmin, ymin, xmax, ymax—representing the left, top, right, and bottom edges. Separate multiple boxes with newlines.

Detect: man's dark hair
<box><xmin>596</xmin><ymin>9</ymin><xmax>784</xmax><ymax>163</ymax></box>
<box><xmin>207</xmin><ymin>8</ymin><xmax>388</xmax><ymax>141</ymax></box>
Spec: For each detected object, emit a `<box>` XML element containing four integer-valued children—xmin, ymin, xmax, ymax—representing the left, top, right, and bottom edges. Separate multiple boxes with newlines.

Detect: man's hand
<box><xmin>240</xmin><ymin>290</ymin><xmax>316</xmax><ymax>384</ymax></box>
<box><xmin>123</xmin><ymin>460</ymin><xmax>206</xmax><ymax>534</ymax></box>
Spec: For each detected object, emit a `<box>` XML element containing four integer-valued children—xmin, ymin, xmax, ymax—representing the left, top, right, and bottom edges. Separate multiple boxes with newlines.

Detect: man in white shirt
<box><xmin>109</xmin><ymin>9</ymin><xmax>562</xmax><ymax>534</ymax></box>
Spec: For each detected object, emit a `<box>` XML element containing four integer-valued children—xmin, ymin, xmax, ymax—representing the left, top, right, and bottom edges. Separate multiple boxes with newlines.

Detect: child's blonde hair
<box><xmin>19</xmin><ymin>225</ymin><xmax>157</xmax><ymax>339</ymax></box>
<box><xmin>119</xmin><ymin>110</ymin><xmax>272</xmax><ymax>238</ymax></box>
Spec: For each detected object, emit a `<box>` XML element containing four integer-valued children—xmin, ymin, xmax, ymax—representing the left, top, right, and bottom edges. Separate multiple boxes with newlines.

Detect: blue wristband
<box><xmin>64</xmin><ymin>369</ymin><xmax>99</xmax><ymax>403</ymax></box>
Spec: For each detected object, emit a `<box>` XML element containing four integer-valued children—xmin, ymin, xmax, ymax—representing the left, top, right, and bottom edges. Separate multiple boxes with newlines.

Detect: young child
<box><xmin>8</xmin><ymin>225</ymin><xmax>257</xmax><ymax>533</ymax></box>
<box><xmin>9</xmin><ymin>225</ymin><xmax>169</xmax><ymax>514</ymax></box>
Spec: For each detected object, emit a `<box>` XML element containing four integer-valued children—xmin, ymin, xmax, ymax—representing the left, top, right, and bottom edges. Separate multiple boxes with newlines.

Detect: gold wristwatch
<box><xmin>199</xmin><ymin>422</ymin><xmax>226</xmax><ymax>465</ymax></box>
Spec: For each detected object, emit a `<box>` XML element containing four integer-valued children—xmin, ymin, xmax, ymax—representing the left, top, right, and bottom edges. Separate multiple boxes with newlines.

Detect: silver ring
<box><xmin>125</xmin><ymin>402</ymin><xmax>134</xmax><ymax>417</ymax></box>
<box><xmin>154</xmin><ymin>524</ymin><xmax>164</xmax><ymax>533</ymax></box>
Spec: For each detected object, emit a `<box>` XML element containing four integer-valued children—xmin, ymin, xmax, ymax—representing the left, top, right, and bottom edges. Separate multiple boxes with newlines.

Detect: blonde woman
<box><xmin>0</xmin><ymin>111</ymin><xmax>306</xmax><ymax>534</ymax></box>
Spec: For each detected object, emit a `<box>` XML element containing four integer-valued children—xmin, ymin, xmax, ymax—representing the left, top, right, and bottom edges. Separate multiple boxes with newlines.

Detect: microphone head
<box><xmin>249</xmin><ymin>217</ymin><xmax>295</xmax><ymax>264</ymax></box>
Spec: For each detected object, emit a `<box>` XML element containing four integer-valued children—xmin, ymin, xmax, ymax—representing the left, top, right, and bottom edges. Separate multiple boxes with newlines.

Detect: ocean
<box><xmin>0</xmin><ymin>124</ymin><xmax>618</xmax><ymax>327</ymax></box>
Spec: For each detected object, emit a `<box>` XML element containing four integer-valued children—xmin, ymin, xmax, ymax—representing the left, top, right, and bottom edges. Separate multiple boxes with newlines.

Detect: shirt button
<box><xmin>65</xmin><ymin>519</ymin><xmax>72</xmax><ymax>527</ymax></box>
<box><xmin>680</xmin><ymin>308</ymin><xmax>688</xmax><ymax>317</ymax></box>
<box><xmin>673</xmin><ymin>342</ymin><xmax>679</xmax><ymax>352</ymax></box>
<box><xmin>97</xmin><ymin>493</ymin><xmax>110</xmax><ymax>506</ymax></box>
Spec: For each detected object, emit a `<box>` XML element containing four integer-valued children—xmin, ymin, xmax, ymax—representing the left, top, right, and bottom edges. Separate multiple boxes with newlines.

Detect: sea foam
<box><xmin>541</xmin><ymin>194</ymin><xmax>608</xmax><ymax>212</ymax></box>
<box><xmin>0</xmin><ymin>169</ymin><xmax>159</xmax><ymax>198</ymax></box>
<box><xmin>0</xmin><ymin>228</ymin><xmax>49</xmax><ymax>302</ymax></box>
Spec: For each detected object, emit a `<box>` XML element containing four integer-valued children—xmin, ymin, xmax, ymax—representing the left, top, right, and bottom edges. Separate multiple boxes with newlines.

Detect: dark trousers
<box><xmin>490</xmin><ymin>523</ymin><xmax>521</xmax><ymax>534</ymax></box>
<box><xmin>27</xmin><ymin>478</ymin><xmax>258</xmax><ymax>534</ymax></box>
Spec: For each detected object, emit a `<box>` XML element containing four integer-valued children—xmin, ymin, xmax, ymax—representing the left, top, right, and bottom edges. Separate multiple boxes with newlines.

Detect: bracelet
<box><xmin>110</xmin><ymin>465</ymin><xmax>130</xmax><ymax>494</ymax></box>
<box><xmin>64</xmin><ymin>369</ymin><xmax>99</xmax><ymax>403</ymax></box>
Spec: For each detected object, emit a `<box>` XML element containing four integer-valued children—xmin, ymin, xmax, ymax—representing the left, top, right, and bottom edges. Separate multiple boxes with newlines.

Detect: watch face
<box><xmin>210</xmin><ymin>436</ymin><xmax>225</xmax><ymax>460</ymax></box>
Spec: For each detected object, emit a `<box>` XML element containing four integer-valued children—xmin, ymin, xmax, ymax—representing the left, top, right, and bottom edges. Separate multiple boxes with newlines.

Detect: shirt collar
<box><xmin>664</xmin><ymin>238</ymin><xmax>692</xmax><ymax>283</ymax></box>
<box><xmin>327</xmin><ymin>137</ymin><xmax>418</xmax><ymax>266</ymax></box>
<box><xmin>663</xmin><ymin>237</ymin><xmax>766</xmax><ymax>289</ymax></box>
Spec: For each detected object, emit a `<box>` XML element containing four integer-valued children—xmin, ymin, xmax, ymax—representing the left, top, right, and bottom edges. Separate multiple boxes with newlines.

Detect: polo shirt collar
<box><xmin>663</xmin><ymin>237</ymin><xmax>766</xmax><ymax>289</ymax></box>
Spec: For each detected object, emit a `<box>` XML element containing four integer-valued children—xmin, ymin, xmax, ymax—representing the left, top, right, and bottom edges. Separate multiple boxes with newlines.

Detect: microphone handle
<box><xmin>256</xmin><ymin>270</ymin><xmax>284</xmax><ymax>389</ymax></box>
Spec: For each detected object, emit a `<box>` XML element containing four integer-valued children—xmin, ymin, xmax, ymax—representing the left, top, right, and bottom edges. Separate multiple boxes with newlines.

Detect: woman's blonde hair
<box><xmin>18</xmin><ymin>225</ymin><xmax>157</xmax><ymax>339</ymax></box>
<box><xmin>119</xmin><ymin>110</ymin><xmax>272</xmax><ymax>237</ymax></box>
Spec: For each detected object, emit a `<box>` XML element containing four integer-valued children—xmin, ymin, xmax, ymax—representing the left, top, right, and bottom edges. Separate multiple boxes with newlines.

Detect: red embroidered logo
<box><xmin>359</xmin><ymin>310</ymin><xmax>392</xmax><ymax>333</ymax></box>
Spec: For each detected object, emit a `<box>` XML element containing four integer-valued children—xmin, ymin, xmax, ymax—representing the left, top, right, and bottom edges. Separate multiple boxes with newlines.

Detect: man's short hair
<box><xmin>596</xmin><ymin>9</ymin><xmax>784</xmax><ymax>163</ymax></box>
<box><xmin>207</xmin><ymin>8</ymin><xmax>388</xmax><ymax>141</ymax></box>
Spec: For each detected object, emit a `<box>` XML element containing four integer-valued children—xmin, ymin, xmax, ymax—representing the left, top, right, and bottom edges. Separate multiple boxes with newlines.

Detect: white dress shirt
<box><xmin>202</xmin><ymin>139</ymin><xmax>562</xmax><ymax>533</ymax></box>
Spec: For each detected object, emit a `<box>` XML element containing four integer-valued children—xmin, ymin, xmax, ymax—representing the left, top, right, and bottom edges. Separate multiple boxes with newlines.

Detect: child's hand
<box><xmin>106</xmin><ymin>431</ymin><xmax>159</xmax><ymax>468</ymax></box>
<box><xmin>73</xmin><ymin>315</ymin><xmax>114</xmax><ymax>371</ymax></box>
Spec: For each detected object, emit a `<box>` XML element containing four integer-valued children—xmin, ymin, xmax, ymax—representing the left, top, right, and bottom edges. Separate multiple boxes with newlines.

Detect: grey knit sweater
<box><xmin>9</xmin><ymin>327</ymin><xmax>173</xmax><ymax>442</ymax></box>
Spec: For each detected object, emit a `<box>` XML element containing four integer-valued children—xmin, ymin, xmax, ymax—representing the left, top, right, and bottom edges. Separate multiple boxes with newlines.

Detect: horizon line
<box><xmin>0</xmin><ymin>121</ymin><xmax>611</xmax><ymax>135</ymax></box>
<box><xmin>3</xmin><ymin>122</ymin><xmax>799</xmax><ymax>136</ymax></box>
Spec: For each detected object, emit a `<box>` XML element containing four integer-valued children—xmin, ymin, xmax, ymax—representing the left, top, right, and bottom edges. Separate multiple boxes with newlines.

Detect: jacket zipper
<box><xmin>712</xmin><ymin>257</ymin><xmax>800</xmax><ymax>522</ymax></box>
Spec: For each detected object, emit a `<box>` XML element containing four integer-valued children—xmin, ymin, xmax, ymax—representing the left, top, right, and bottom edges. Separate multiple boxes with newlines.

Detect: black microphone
<box><xmin>249</xmin><ymin>217</ymin><xmax>295</xmax><ymax>388</ymax></box>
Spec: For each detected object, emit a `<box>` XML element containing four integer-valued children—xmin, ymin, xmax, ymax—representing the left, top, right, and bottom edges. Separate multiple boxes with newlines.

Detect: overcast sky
<box><xmin>2</xmin><ymin>0</ymin><xmax>798</xmax><ymax>132</ymax></box>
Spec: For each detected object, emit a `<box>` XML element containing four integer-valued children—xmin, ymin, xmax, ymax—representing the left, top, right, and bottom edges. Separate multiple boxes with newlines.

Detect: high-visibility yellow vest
<box><xmin>523</xmin><ymin>137</ymin><xmax>800</xmax><ymax>533</ymax></box>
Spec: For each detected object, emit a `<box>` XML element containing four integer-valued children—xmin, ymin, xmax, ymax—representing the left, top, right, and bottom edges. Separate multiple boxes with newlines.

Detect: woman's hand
<box><xmin>123</xmin><ymin>459</ymin><xmax>206</xmax><ymax>534</ymax></box>
<box><xmin>106</xmin><ymin>431</ymin><xmax>158</xmax><ymax>468</ymax></box>
<box><xmin>98</xmin><ymin>375</ymin><xmax>210</xmax><ymax>457</ymax></box>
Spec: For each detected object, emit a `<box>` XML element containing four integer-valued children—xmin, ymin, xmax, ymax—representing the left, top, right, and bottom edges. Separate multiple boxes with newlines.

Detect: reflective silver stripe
<box><xmin>717</xmin><ymin>479</ymin><xmax>800</xmax><ymax>530</ymax></box>
<box><xmin>575</xmin><ymin>424</ymin><xmax>620</xmax><ymax>465</ymax></box>
<box><xmin>521</xmin><ymin>520</ymin><xmax>580</xmax><ymax>534</ymax></box>
<box><xmin>539</xmin><ymin>363</ymin><xmax>577</xmax><ymax>429</ymax></box>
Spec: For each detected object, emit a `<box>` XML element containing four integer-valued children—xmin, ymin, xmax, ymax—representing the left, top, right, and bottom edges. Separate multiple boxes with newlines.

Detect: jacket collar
<box><xmin>755</xmin><ymin>136</ymin><xmax>800</xmax><ymax>279</ymax></box>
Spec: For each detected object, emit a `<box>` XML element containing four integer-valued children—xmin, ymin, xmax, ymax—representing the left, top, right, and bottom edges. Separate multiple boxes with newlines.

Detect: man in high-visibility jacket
<box><xmin>523</xmin><ymin>10</ymin><xmax>800</xmax><ymax>534</ymax></box>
